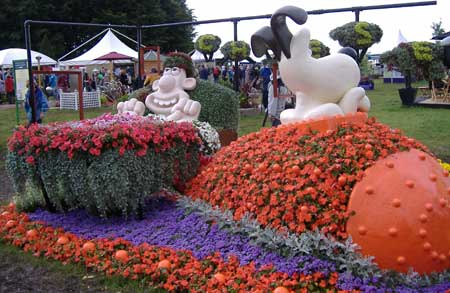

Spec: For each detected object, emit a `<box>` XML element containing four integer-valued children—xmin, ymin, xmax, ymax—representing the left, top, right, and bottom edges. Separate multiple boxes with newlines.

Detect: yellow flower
<box><xmin>438</xmin><ymin>159</ymin><xmax>450</xmax><ymax>171</ymax></box>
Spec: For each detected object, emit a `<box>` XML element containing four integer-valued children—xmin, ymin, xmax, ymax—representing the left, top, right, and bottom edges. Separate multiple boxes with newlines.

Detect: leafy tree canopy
<box><xmin>0</xmin><ymin>0</ymin><xmax>196</xmax><ymax>59</ymax></box>
<box><xmin>431</xmin><ymin>20</ymin><xmax>445</xmax><ymax>38</ymax></box>
<box><xmin>220</xmin><ymin>41</ymin><xmax>250</xmax><ymax>61</ymax></box>
<box><xmin>329</xmin><ymin>21</ymin><xmax>382</xmax><ymax>64</ymax></box>
<box><xmin>380</xmin><ymin>41</ymin><xmax>445</xmax><ymax>88</ymax></box>
<box><xmin>194</xmin><ymin>34</ymin><xmax>221</xmax><ymax>61</ymax></box>
<box><xmin>309</xmin><ymin>39</ymin><xmax>330</xmax><ymax>59</ymax></box>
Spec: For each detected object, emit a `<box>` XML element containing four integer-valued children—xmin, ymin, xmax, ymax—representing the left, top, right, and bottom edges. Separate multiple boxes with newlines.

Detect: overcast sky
<box><xmin>185</xmin><ymin>0</ymin><xmax>448</xmax><ymax>57</ymax></box>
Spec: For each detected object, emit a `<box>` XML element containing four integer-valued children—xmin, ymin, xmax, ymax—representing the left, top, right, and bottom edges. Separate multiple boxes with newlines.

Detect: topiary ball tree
<box><xmin>309</xmin><ymin>39</ymin><xmax>330</xmax><ymax>59</ymax></box>
<box><xmin>194</xmin><ymin>34</ymin><xmax>222</xmax><ymax>62</ymax></box>
<box><xmin>330</xmin><ymin>21</ymin><xmax>383</xmax><ymax>64</ymax></box>
<box><xmin>380</xmin><ymin>42</ymin><xmax>445</xmax><ymax>89</ymax></box>
<box><xmin>220</xmin><ymin>41</ymin><xmax>251</xmax><ymax>61</ymax></box>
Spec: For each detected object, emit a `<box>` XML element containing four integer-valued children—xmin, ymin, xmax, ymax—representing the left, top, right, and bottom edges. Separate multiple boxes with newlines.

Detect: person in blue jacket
<box><xmin>25</xmin><ymin>80</ymin><xmax>49</xmax><ymax>125</ymax></box>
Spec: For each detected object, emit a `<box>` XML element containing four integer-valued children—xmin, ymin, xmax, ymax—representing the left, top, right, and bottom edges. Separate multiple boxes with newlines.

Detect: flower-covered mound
<box><xmin>6</xmin><ymin>113</ymin><xmax>202</xmax><ymax>217</ymax></box>
<box><xmin>185</xmin><ymin>118</ymin><xmax>429</xmax><ymax>240</ymax></box>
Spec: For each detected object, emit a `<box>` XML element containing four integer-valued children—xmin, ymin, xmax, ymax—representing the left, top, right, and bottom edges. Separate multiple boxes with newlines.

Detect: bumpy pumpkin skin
<box><xmin>346</xmin><ymin>148</ymin><xmax>450</xmax><ymax>274</ymax></box>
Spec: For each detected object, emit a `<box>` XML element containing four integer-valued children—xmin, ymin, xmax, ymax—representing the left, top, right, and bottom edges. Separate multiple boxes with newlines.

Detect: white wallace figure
<box><xmin>251</xmin><ymin>6</ymin><xmax>370</xmax><ymax>124</ymax></box>
<box><xmin>145</xmin><ymin>66</ymin><xmax>200</xmax><ymax>122</ymax></box>
<box><xmin>117</xmin><ymin>98</ymin><xmax>146</xmax><ymax>116</ymax></box>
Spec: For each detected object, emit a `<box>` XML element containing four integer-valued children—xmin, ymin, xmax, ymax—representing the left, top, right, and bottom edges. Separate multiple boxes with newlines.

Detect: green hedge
<box><xmin>189</xmin><ymin>79</ymin><xmax>240</xmax><ymax>130</ymax></box>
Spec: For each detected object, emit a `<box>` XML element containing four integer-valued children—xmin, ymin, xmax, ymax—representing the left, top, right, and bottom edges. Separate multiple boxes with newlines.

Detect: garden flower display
<box><xmin>185</xmin><ymin>117</ymin><xmax>429</xmax><ymax>239</ymax></box>
<box><xmin>3</xmin><ymin>111</ymin><xmax>450</xmax><ymax>291</ymax></box>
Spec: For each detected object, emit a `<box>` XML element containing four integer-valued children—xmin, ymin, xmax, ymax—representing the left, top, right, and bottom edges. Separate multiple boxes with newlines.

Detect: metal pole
<box><xmin>77</xmin><ymin>72</ymin><xmax>84</xmax><ymax>120</ymax></box>
<box><xmin>137</xmin><ymin>26</ymin><xmax>142</xmax><ymax>88</ymax></box>
<box><xmin>355</xmin><ymin>10</ymin><xmax>360</xmax><ymax>22</ymax></box>
<box><xmin>24</xmin><ymin>21</ymin><xmax>36</xmax><ymax>124</ymax></box>
<box><xmin>233</xmin><ymin>20</ymin><xmax>239</xmax><ymax>92</ymax></box>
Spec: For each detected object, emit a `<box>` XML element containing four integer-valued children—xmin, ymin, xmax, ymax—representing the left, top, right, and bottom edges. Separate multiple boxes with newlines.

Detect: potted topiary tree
<box><xmin>381</xmin><ymin>42</ymin><xmax>445</xmax><ymax>105</ymax></box>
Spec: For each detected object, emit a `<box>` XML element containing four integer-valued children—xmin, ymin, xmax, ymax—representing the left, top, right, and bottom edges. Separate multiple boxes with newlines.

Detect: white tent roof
<box><xmin>0</xmin><ymin>48</ymin><xmax>56</xmax><ymax>68</ymax></box>
<box><xmin>190</xmin><ymin>49</ymin><xmax>224</xmax><ymax>62</ymax></box>
<box><xmin>397</xmin><ymin>30</ymin><xmax>408</xmax><ymax>45</ymax></box>
<box><xmin>60</xmin><ymin>30</ymin><xmax>138</xmax><ymax>66</ymax></box>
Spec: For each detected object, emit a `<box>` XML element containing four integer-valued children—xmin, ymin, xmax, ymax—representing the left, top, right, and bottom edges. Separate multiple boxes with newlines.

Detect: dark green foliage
<box><xmin>329</xmin><ymin>21</ymin><xmax>383</xmax><ymax>64</ymax></box>
<box><xmin>0</xmin><ymin>0</ymin><xmax>195</xmax><ymax>58</ymax></box>
<box><xmin>380</xmin><ymin>42</ymin><xmax>445</xmax><ymax>88</ymax></box>
<box><xmin>189</xmin><ymin>79</ymin><xmax>240</xmax><ymax>130</ymax></box>
<box><xmin>309</xmin><ymin>39</ymin><xmax>330</xmax><ymax>58</ymax></box>
<box><xmin>6</xmin><ymin>143</ymin><xmax>200</xmax><ymax>218</ymax></box>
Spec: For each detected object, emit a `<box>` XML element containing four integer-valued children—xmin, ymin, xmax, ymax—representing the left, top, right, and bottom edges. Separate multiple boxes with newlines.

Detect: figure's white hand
<box><xmin>117</xmin><ymin>98</ymin><xmax>145</xmax><ymax>116</ymax></box>
<box><xmin>166</xmin><ymin>98</ymin><xmax>201</xmax><ymax>122</ymax></box>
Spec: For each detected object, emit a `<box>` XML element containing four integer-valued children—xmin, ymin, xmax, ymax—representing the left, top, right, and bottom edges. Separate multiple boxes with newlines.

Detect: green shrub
<box><xmin>189</xmin><ymin>79</ymin><xmax>240</xmax><ymax>130</ymax></box>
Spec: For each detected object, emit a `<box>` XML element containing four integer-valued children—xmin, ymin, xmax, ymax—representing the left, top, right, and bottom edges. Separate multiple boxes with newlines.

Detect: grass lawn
<box><xmin>0</xmin><ymin>242</ymin><xmax>164</xmax><ymax>292</ymax></box>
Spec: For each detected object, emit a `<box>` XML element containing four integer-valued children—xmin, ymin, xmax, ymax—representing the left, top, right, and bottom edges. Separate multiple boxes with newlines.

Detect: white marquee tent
<box><xmin>0</xmin><ymin>48</ymin><xmax>56</xmax><ymax>68</ymax></box>
<box><xmin>190</xmin><ymin>49</ymin><xmax>224</xmax><ymax>62</ymax></box>
<box><xmin>60</xmin><ymin>29</ymin><xmax>138</xmax><ymax>66</ymax></box>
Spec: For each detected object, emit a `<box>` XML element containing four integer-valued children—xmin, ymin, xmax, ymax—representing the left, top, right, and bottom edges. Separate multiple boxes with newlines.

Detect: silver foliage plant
<box><xmin>177</xmin><ymin>196</ymin><xmax>450</xmax><ymax>290</ymax></box>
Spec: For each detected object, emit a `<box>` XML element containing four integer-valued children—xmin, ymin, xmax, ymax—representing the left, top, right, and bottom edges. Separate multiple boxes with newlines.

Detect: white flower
<box><xmin>192</xmin><ymin>120</ymin><xmax>221</xmax><ymax>156</ymax></box>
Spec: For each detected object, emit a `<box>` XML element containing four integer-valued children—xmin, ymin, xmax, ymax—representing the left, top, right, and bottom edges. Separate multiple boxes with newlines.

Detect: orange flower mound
<box><xmin>185</xmin><ymin>117</ymin><xmax>427</xmax><ymax>239</ymax></box>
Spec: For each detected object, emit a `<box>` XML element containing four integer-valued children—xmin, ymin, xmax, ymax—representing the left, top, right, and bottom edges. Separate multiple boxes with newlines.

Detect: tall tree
<box><xmin>431</xmin><ymin>20</ymin><xmax>445</xmax><ymax>38</ymax></box>
<box><xmin>0</xmin><ymin>0</ymin><xmax>196</xmax><ymax>59</ymax></box>
<box><xmin>329</xmin><ymin>21</ymin><xmax>382</xmax><ymax>64</ymax></box>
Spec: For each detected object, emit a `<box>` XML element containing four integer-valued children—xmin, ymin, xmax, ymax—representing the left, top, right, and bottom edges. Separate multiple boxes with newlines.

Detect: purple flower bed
<box><xmin>28</xmin><ymin>198</ymin><xmax>334</xmax><ymax>277</ymax></box>
<box><xmin>28</xmin><ymin>198</ymin><xmax>450</xmax><ymax>292</ymax></box>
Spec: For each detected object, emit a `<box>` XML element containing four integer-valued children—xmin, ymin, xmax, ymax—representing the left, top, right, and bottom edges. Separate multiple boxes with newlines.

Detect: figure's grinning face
<box><xmin>146</xmin><ymin>67</ymin><xmax>188</xmax><ymax>115</ymax></box>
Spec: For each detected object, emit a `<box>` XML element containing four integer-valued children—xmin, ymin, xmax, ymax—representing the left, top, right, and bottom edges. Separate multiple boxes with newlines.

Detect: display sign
<box><xmin>13</xmin><ymin>59</ymin><xmax>28</xmax><ymax>101</ymax></box>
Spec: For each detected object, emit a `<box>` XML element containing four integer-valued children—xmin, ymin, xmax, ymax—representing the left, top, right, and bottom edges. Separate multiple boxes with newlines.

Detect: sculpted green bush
<box><xmin>189</xmin><ymin>79</ymin><xmax>240</xmax><ymax>131</ymax></box>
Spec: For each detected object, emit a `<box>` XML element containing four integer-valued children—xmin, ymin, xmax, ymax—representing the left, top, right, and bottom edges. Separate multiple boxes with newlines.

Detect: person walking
<box><xmin>260</xmin><ymin>65</ymin><xmax>271</xmax><ymax>110</ymax></box>
<box><xmin>268</xmin><ymin>75</ymin><xmax>289</xmax><ymax>127</ymax></box>
<box><xmin>213</xmin><ymin>66</ymin><xmax>220</xmax><ymax>83</ymax></box>
<box><xmin>25</xmin><ymin>80</ymin><xmax>49</xmax><ymax>125</ymax></box>
<box><xmin>5</xmin><ymin>75</ymin><xmax>14</xmax><ymax>104</ymax></box>
<box><xmin>199</xmin><ymin>65</ymin><xmax>209</xmax><ymax>80</ymax></box>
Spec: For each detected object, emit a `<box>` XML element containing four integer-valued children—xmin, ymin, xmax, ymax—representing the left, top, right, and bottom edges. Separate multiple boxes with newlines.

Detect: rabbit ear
<box><xmin>251</xmin><ymin>26</ymin><xmax>281</xmax><ymax>61</ymax></box>
<box><xmin>270</xmin><ymin>6</ymin><xmax>308</xmax><ymax>59</ymax></box>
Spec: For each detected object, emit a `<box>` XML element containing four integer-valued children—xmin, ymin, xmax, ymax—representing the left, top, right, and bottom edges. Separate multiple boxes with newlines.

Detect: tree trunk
<box><xmin>357</xmin><ymin>48</ymin><xmax>368</xmax><ymax>65</ymax></box>
<box><xmin>405</xmin><ymin>73</ymin><xmax>412</xmax><ymax>89</ymax></box>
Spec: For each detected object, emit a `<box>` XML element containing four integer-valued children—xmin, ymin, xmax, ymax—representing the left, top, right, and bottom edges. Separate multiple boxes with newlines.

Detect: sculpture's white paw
<box><xmin>304</xmin><ymin>103</ymin><xmax>344</xmax><ymax>120</ymax></box>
